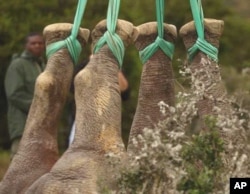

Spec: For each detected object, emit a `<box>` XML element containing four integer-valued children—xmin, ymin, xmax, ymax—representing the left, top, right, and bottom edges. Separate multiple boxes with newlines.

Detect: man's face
<box><xmin>25</xmin><ymin>35</ymin><xmax>45</xmax><ymax>57</ymax></box>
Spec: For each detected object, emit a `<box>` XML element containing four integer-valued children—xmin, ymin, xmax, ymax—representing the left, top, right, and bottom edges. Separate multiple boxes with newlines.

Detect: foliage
<box><xmin>221</xmin><ymin>66</ymin><xmax>250</xmax><ymax>111</ymax></box>
<box><xmin>178</xmin><ymin>117</ymin><xmax>224</xmax><ymax>194</ymax></box>
<box><xmin>106</xmin><ymin>58</ymin><xmax>250</xmax><ymax>193</ymax></box>
<box><xmin>113</xmin><ymin>102</ymin><xmax>250</xmax><ymax>194</ymax></box>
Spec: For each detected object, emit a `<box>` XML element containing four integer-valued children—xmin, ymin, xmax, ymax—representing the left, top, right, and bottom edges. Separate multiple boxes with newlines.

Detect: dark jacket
<box><xmin>4</xmin><ymin>50</ymin><xmax>45</xmax><ymax>140</ymax></box>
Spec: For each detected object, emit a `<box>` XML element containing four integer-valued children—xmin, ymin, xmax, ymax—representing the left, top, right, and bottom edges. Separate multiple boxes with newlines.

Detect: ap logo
<box><xmin>230</xmin><ymin>178</ymin><xmax>250</xmax><ymax>194</ymax></box>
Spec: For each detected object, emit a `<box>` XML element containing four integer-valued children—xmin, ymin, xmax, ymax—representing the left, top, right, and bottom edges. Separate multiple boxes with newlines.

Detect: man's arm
<box><xmin>118</xmin><ymin>71</ymin><xmax>129</xmax><ymax>92</ymax></box>
<box><xmin>118</xmin><ymin>71</ymin><xmax>130</xmax><ymax>101</ymax></box>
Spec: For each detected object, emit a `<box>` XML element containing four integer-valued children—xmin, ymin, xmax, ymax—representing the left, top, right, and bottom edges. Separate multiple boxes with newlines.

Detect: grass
<box><xmin>0</xmin><ymin>150</ymin><xmax>10</xmax><ymax>180</ymax></box>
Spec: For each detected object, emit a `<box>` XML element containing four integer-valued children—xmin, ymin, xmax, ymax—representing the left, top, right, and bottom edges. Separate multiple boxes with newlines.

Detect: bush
<box><xmin>178</xmin><ymin>117</ymin><xmax>224</xmax><ymax>194</ymax></box>
<box><xmin>105</xmin><ymin>64</ymin><xmax>250</xmax><ymax>194</ymax></box>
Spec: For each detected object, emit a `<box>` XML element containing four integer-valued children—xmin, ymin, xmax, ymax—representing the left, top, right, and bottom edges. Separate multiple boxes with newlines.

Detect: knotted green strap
<box><xmin>188</xmin><ymin>0</ymin><xmax>218</xmax><ymax>62</ymax></box>
<box><xmin>93</xmin><ymin>0</ymin><xmax>125</xmax><ymax>68</ymax></box>
<box><xmin>46</xmin><ymin>0</ymin><xmax>88</xmax><ymax>65</ymax></box>
<box><xmin>139</xmin><ymin>0</ymin><xmax>175</xmax><ymax>64</ymax></box>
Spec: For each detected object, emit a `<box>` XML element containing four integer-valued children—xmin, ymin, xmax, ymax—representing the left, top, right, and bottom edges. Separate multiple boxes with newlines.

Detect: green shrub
<box><xmin>178</xmin><ymin>117</ymin><xmax>225</xmax><ymax>194</ymax></box>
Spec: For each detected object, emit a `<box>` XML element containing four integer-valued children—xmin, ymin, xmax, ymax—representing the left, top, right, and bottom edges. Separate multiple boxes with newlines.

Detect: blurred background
<box><xmin>0</xmin><ymin>0</ymin><xmax>250</xmax><ymax>178</ymax></box>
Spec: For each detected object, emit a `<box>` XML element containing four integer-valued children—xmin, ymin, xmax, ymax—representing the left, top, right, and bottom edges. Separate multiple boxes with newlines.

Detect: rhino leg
<box><xmin>128</xmin><ymin>22</ymin><xmax>177</xmax><ymax>152</ymax></box>
<box><xmin>179</xmin><ymin>19</ymin><xmax>230</xmax><ymax>125</ymax></box>
<box><xmin>0</xmin><ymin>23</ymin><xmax>89</xmax><ymax>194</ymax></box>
<box><xmin>26</xmin><ymin>20</ymin><xmax>138</xmax><ymax>194</ymax></box>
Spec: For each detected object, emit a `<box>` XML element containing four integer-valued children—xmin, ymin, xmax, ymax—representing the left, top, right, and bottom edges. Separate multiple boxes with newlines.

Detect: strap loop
<box><xmin>188</xmin><ymin>0</ymin><xmax>218</xmax><ymax>62</ymax></box>
<box><xmin>46</xmin><ymin>0</ymin><xmax>87</xmax><ymax>65</ymax></box>
<box><xmin>139</xmin><ymin>0</ymin><xmax>175</xmax><ymax>64</ymax></box>
<box><xmin>140</xmin><ymin>36</ymin><xmax>174</xmax><ymax>64</ymax></box>
<box><xmin>93</xmin><ymin>0</ymin><xmax>125</xmax><ymax>68</ymax></box>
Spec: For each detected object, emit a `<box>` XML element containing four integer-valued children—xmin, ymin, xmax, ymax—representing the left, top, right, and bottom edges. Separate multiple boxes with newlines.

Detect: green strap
<box><xmin>139</xmin><ymin>0</ymin><xmax>175</xmax><ymax>64</ymax></box>
<box><xmin>46</xmin><ymin>0</ymin><xmax>88</xmax><ymax>65</ymax></box>
<box><xmin>93</xmin><ymin>0</ymin><xmax>125</xmax><ymax>68</ymax></box>
<box><xmin>188</xmin><ymin>0</ymin><xmax>218</xmax><ymax>62</ymax></box>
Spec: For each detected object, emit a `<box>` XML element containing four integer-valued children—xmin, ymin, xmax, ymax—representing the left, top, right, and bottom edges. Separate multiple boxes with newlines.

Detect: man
<box><xmin>4</xmin><ymin>32</ymin><xmax>45</xmax><ymax>158</ymax></box>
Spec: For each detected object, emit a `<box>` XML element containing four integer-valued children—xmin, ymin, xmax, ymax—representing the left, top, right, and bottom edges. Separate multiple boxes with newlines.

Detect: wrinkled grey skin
<box><xmin>180</xmin><ymin>19</ymin><xmax>229</xmax><ymax>120</ymax></box>
<box><xmin>180</xmin><ymin>19</ymin><xmax>250</xmax><ymax>184</ymax></box>
<box><xmin>25</xmin><ymin>20</ymin><xmax>138</xmax><ymax>194</ymax></box>
<box><xmin>128</xmin><ymin>22</ymin><xmax>177</xmax><ymax>152</ymax></box>
<box><xmin>0</xmin><ymin>24</ymin><xmax>89</xmax><ymax>194</ymax></box>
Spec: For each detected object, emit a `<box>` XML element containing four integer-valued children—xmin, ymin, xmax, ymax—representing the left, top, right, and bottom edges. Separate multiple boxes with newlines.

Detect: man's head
<box><xmin>25</xmin><ymin>32</ymin><xmax>45</xmax><ymax>57</ymax></box>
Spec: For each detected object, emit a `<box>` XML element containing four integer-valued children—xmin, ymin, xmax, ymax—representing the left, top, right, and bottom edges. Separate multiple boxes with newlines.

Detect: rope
<box><xmin>188</xmin><ymin>0</ymin><xmax>218</xmax><ymax>62</ymax></box>
<box><xmin>93</xmin><ymin>0</ymin><xmax>125</xmax><ymax>68</ymax></box>
<box><xmin>46</xmin><ymin>0</ymin><xmax>88</xmax><ymax>65</ymax></box>
<box><xmin>139</xmin><ymin>0</ymin><xmax>175</xmax><ymax>64</ymax></box>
